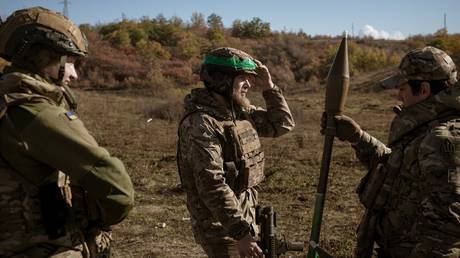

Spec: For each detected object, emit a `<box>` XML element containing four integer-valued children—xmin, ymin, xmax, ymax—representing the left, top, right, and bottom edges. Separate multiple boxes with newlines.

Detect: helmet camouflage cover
<box><xmin>202</xmin><ymin>47</ymin><xmax>257</xmax><ymax>75</ymax></box>
<box><xmin>399</xmin><ymin>46</ymin><xmax>457</xmax><ymax>84</ymax></box>
<box><xmin>200</xmin><ymin>47</ymin><xmax>257</xmax><ymax>94</ymax></box>
<box><xmin>0</xmin><ymin>6</ymin><xmax>88</xmax><ymax>61</ymax></box>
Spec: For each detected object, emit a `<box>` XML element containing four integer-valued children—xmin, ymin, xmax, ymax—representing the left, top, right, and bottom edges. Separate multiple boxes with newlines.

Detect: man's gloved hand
<box><xmin>320</xmin><ymin>113</ymin><xmax>362</xmax><ymax>143</ymax></box>
<box><xmin>238</xmin><ymin>233</ymin><xmax>264</xmax><ymax>258</ymax></box>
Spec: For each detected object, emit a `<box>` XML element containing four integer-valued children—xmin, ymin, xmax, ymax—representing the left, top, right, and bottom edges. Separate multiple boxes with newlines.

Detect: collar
<box><xmin>388</xmin><ymin>96</ymin><xmax>454</xmax><ymax>145</ymax></box>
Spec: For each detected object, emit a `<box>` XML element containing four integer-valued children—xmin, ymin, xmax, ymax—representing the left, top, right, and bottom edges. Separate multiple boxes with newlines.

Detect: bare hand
<box><xmin>238</xmin><ymin>233</ymin><xmax>264</xmax><ymax>258</ymax></box>
<box><xmin>253</xmin><ymin>59</ymin><xmax>274</xmax><ymax>90</ymax></box>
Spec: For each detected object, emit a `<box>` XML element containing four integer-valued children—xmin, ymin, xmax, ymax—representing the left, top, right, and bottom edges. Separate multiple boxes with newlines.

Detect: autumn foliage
<box><xmin>72</xmin><ymin>14</ymin><xmax>408</xmax><ymax>91</ymax></box>
<box><xmin>1</xmin><ymin>14</ymin><xmax>459</xmax><ymax>92</ymax></box>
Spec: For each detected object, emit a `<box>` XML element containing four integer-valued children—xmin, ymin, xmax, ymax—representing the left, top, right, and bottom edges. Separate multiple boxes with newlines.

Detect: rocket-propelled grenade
<box><xmin>325</xmin><ymin>33</ymin><xmax>350</xmax><ymax>117</ymax></box>
<box><xmin>307</xmin><ymin>33</ymin><xmax>349</xmax><ymax>258</ymax></box>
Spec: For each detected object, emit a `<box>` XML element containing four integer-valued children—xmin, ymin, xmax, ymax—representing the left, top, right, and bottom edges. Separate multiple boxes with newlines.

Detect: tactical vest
<box><xmin>220</xmin><ymin>119</ymin><xmax>265</xmax><ymax>194</ymax></box>
<box><xmin>355</xmin><ymin>115</ymin><xmax>460</xmax><ymax>258</ymax></box>
<box><xmin>356</xmin><ymin>116</ymin><xmax>457</xmax><ymax>211</ymax></box>
<box><xmin>178</xmin><ymin>111</ymin><xmax>265</xmax><ymax>194</ymax></box>
<box><xmin>0</xmin><ymin>157</ymin><xmax>87</xmax><ymax>256</ymax></box>
<box><xmin>0</xmin><ymin>73</ymin><xmax>109</xmax><ymax>258</ymax></box>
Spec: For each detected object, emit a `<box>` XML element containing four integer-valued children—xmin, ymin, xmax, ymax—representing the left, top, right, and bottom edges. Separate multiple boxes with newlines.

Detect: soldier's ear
<box><xmin>420</xmin><ymin>81</ymin><xmax>431</xmax><ymax>97</ymax></box>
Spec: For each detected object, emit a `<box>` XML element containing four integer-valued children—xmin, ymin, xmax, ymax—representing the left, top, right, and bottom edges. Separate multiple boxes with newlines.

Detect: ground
<box><xmin>75</xmin><ymin>80</ymin><xmax>397</xmax><ymax>258</ymax></box>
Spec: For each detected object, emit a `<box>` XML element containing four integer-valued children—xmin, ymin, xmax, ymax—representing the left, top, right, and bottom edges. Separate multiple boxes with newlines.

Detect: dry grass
<box><xmin>74</xmin><ymin>78</ymin><xmax>397</xmax><ymax>258</ymax></box>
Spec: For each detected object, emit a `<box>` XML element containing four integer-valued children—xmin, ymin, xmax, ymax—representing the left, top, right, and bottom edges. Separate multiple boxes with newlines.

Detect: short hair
<box><xmin>408</xmin><ymin>80</ymin><xmax>449</xmax><ymax>96</ymax></box>
<box><xmin>12</xmin><ymin>44</ymin><xmax>61</xmax><ymax>72</ymax></box>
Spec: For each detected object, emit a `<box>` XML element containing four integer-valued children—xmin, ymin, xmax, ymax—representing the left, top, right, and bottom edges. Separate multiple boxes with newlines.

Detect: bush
<box><xmin>232</xmin><ymin>17</ymin><xmax>271</xmax><ymax>39</ymax></box>
<box><xmin>77</xmin><ymin>30</ymin><xmax>148</xmax><ymax>89</ymax></box>
<box><xmin>77</xmin><ymin>14</ymin><xmax>419</xmax><ymax>92</ymax></box>
<box><xmin>144</xmin><ymin>91</ymin><xmax>186</xmax><ymax>122</ymax></box>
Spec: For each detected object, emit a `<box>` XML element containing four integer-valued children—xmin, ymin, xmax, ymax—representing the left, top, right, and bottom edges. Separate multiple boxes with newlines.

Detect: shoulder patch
<box><xmin>64</xmin><ymin>111</ymin><xmax>78</xmax><ymax>120</ymax></box>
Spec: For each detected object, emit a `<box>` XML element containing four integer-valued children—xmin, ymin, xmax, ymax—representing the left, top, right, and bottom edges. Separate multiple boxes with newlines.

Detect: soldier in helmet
<box><xmin>0</xmin><ymin>7</ymin><xmax>134</xmax><ymax>258</ymax></box>
<box><xmin>322</xmin><ymin>46</ymin><xmax>460</xmax><ymax>257</ymax></box>
<box><xmin>177</xmin><ymin>47</ymin><xmax>295</xmax><ymax>257</ymax></box>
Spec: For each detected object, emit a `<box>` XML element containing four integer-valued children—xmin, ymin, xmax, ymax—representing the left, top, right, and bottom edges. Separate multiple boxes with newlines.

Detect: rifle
<box><xmin>307</xmin><ymin>33</ymin><xmax>349</xmax><ymax>258</ymax></box>
<box><xmin>256</xmin><ymin>206</ymin><xmax>304</xmax><ymax>258</ymax></box>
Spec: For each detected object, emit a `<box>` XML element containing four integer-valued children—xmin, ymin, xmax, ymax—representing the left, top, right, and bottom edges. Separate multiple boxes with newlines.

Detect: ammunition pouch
<box><xmin>72</xmin><ymin>185</ymin><xmax>112</xmax><ymax>258</ymax></box>
<box><xmin>38</xmin><ymin>182</ymin><xmax>71</xmax><ymax>239</ymax></box>
<box><xmin>237</xmin><ymin>151</ymin><xmax>265</xmax><ymax>193</ymax></box>
<box><xmin>0</xmin><ymin>159</ymin><xmax>109</xmax><ymax>257</ymax></box>
<box><xmin>223</xmin><ymin>120</ymin><xmax>265</xmax><ymax>194</ymax></box>
<box><xmin>355</xmin><ymin>210</ymin><xmax>379</xmax><ymax>258</ymax></box>
<box><xmin>356</xmin><ymin>163</ymin><xmax>388</xmax><ymax>210</ymax></box>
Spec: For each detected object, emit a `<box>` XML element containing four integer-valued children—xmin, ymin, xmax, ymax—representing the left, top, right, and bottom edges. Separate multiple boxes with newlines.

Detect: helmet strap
<box><xmin>57</xmin><ymin>55</ymin><xmax>78</xmax><ymax>111</ymax></box>
<box><xmin>61</xmin><ymin>84</ymin><xmax>78</xmax><ymax>111</ymax></box>
<box><xmin>225</xmin><ymin>77</ymin><xmax>237</xmax><ymax>121</ymax></box>
<box><xmin>57</xmin><ymin>55</ymin><xmax>67</xmax><ymax>82</ymax></box>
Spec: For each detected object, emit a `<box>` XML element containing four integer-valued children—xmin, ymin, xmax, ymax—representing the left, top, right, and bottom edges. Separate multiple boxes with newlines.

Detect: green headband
<box><xmin>203</xmin><ymin>54</ymin><xmax>257</xmax><ymax>70</ymax></box>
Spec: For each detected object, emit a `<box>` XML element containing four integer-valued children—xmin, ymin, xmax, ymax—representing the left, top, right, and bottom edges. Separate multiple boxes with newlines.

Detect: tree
<box><xmin>190</xmin><ymin>12</ymin><xmax>207</xmax><ymax>32</ymax></box>
<box><xmin>149</xmin><ymin>15</ymin><xmax>185</xmax><ymax>46</ymax></box>
<box><xmin>231</xmin><ymin>17</ymin><xmax>271</xmax><ymax>39</ymax></box>
<box><xmin>110</xmin><ymin>29</ymin><xmax>131</xmax><ymax>48</ymax></box>
<box><xmin>207</xmin><ymin>13</ymin><xmax>224</xmax><ymax>31</ymax></box>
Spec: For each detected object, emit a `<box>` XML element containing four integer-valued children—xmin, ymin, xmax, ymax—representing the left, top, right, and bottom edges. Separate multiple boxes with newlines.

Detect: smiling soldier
<box><xmin>177</xmin><ymin>47</ymin><xmax>295</xmax><ymax>258</ymax></box>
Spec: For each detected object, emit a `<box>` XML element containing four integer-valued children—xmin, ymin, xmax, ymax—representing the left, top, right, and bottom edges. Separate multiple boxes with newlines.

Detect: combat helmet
<box><xmin>200</xmin><ymin>47</ymin><xmax>257</xmax><ymax>95</ymax></box>
<box><xmin>0</xmin><ymin>7</ymin><xmax>88</xmax><ymax>61</ymax></box>
<box><xmin>399</xmin><ymin>46</ymin><xmax>457</xmax><ymax>85</ymax></box>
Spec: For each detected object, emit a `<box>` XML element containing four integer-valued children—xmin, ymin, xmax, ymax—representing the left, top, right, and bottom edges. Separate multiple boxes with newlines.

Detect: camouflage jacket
<box><xmin>0</xmin><ymin>69</ymin><xmax>134</xmax><ymax>256</ymax></box>
<box><xmin>177</xmin><ymin>86</ymin><xmax>294</xmax><ymax>244</ymax></box>
<box><xmin>354</xmin><ymin>87</ymin><xmax>460</xmax><ymax>257</ymax></box>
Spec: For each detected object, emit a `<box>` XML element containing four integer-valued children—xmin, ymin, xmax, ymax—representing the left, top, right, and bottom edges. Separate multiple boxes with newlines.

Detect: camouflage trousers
<box><xmin>4</xmin><ymin>231</ymin><xmax>111</xmax><ymax>258</ymax></box>
<box><xmin>201</xmin><ymin>240</ymin><xmax>239</xmax><ymax>258</ymax></box>
<box><xmin>374</xmin><ymin>245</ymin><xmax>460</xmax><ymax>258</ymax></box>
<box><xmin>6</xmin><ymin>244</ymin><xmax>85</xmax><ymax>258</ymax></box>
<box><xmin>374</xmin><ymin>231</ymin><xmax>460</xmax><ymax>258</ymax></box>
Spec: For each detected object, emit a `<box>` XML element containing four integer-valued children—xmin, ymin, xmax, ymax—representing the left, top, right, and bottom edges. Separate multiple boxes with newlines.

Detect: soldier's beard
<box><xmin>232</xmin><ymin>91</ymin><xmax>251</xmax><ymax>111</ymax></box>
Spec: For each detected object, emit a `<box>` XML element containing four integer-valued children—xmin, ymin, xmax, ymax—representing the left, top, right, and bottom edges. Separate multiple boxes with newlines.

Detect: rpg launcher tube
<box><xmin>307</xmin><ymin>33</ymin><xmax>349</xmax><ymax>258</ymax></box>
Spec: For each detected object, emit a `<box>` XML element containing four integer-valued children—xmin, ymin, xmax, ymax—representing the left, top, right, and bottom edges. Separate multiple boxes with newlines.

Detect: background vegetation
<box><xmin>74</xmin><ymin>14</ymin><xmax>459</xmax><ymax>92</ymax></box>
<box><xmin>1</xmin><ymin>13</ymin><xmax>459</xmax><ymax>95</ymax></box>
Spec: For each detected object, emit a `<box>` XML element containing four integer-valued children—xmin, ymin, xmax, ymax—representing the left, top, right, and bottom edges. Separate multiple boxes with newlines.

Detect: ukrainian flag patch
<box><xmin>65</xmin><ymin>111</ymin><xmax>78</xmax><ymax>120</ymax></box>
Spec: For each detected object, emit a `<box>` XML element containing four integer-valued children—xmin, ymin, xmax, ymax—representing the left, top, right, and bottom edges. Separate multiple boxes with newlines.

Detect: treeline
<box><xmin>2</xmin><ymin>13</ymin><xmax>460</xmax><ymax>92</ymax></box>
<box><xmin>76</xmin><ymin>13</ymin><xmax>408</xmax><ymax>91</ymax></box>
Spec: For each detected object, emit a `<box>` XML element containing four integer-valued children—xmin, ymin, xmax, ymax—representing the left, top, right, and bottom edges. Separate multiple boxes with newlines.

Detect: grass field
<box><xmin>75</xmin><ymin>79</ymin><xmax>397</xmax><ymax>258</ymax></box>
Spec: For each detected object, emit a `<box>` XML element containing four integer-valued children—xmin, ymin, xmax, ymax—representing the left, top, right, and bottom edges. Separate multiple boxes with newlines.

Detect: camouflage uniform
<box><xmin>177</xmin><ymin>48</ymin><xmax>294</xmax><ymax>257</ymax></box>
<box><xmin>0</xmin><ymin>7</ymin><xmax>134</xmax><ymax>258</ymax></box>
<box><xmin>354</xmin><ymin>47</ymin><xmax>460</xmax><ymax>258</ymax></box>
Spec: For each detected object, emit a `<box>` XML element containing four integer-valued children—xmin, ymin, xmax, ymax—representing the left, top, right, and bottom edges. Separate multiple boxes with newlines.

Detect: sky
<box><xmin>2</xmin><ymin>0</ymin><xmax>460</xmax><ymax>39</ymax></box>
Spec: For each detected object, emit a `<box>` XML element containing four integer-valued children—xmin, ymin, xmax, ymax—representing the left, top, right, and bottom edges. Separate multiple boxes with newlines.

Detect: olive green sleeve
<box><xmin>11</xmin><ymin>103</ymin><xmax>134</xmax><ymax>226</ymax></box>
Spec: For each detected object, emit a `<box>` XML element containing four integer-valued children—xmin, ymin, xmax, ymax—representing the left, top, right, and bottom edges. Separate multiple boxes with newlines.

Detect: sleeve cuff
<box><xmin>227</xmin><ymin>220</ymin><xmax>251</xmax><ymax>240</ymax></box>
<box><xmin>262</xmin><ymin>84</ymin><xmax>282</xmax><ymax>96</ymax></box>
